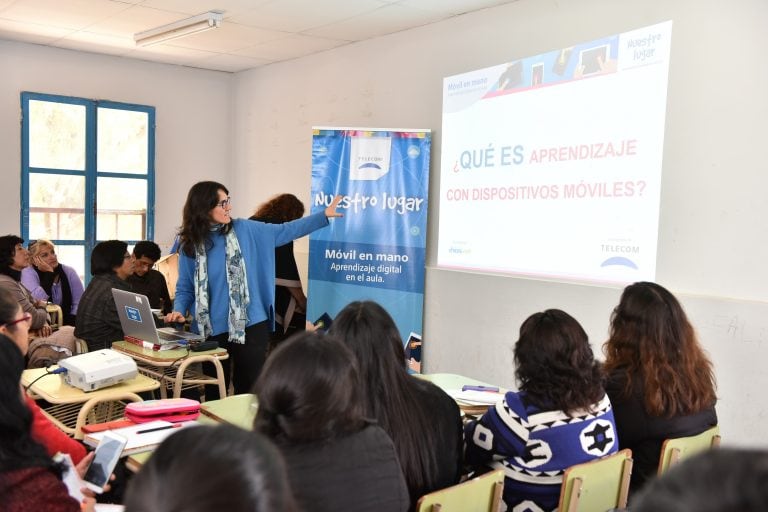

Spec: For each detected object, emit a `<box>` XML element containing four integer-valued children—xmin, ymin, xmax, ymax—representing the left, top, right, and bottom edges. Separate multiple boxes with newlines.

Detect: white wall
<box><xmin>0</xmin><ymin>40</ymin><xmax>234</xmax><ymax>249</ymax></box>
<box><xmin>232</xmin><ymin>0</ymin><xmax>768</xmax><ymax>446</ymax></box>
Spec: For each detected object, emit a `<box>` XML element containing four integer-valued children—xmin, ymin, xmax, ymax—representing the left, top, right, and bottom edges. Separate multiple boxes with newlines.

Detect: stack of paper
<box><xmin>84</xmin><ymin>420</ymin><xmax>194</xmax><ymax>455</ymax></box>
<box><xmin>447</xmin><ymin>389</ymin><xmax>505</xmax><ymax>406</ymax></box>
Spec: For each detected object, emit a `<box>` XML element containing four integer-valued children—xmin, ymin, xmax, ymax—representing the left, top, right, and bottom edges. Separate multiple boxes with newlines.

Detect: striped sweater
<box><xmin>465</xmin><ymin>391</ymin><xmax>617</xmax><ymax>512</ymax></box>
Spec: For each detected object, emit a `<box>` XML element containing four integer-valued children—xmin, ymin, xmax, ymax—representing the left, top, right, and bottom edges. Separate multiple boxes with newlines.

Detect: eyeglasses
<box><xmin>2</xmin><ymin>313</ymin><xmax>32</xmax><ymax>328</ymax></box>
<box><xmin>216</xmin><ymin>197</ymin><xmax>232</xmax><ymax>209</ymax></box>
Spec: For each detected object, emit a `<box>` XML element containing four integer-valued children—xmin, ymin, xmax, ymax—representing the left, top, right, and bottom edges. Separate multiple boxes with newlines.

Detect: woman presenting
<box><xmin>166</xmin><ymin>181</ymin><xmax>342</xmax><ymax>396</ymax></box>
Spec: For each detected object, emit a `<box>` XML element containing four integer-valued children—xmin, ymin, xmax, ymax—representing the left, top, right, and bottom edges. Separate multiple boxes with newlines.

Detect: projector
<box><xmin>58</xmin><ymin>349</ymin><xmax>138</xmax><ymax>391</ymax></box>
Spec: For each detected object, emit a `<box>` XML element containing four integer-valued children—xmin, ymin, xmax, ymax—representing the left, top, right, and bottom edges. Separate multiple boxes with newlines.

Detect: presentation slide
<box><xmin>437</xmin><ymin>21</ymin><xmax>672</xmax><ymax>284</ymax></box>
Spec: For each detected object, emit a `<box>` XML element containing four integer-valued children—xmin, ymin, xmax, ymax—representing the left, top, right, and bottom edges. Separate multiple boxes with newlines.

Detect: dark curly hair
<box><xmin>604</xmin><ymin>281</ymin><xmax>716</xmax><ymax>417</ymax></box>
<box><xmin>178</xmin><ymin>181</ymin><xmax>232</xmax><ymax>257</ymax></box>
<box><xmin>515</xmin><ymin>309</ymin><xmax>604</xmax><ymax>414</ymax></box>
<box><xmin>251</xmin><ymin>194</ymin><xmax>305</xmax><ymax>224</ymax></box>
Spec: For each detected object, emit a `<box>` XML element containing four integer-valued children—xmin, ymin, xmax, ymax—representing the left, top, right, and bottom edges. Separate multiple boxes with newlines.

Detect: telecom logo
<box><xmin>600</xmin><ymin>243</ymin><xmax>639</xmax><ymax>269</ymax></box>
<box><xmin>350</xmin><ymin>136</ymin><xmax>391</xmax><ymax>181</ymax></box>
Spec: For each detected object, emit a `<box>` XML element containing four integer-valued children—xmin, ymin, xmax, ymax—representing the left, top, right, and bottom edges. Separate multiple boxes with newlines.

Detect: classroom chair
<box><xmin>657</xmin><ymin>425</ymin><xmax>721</xmax><ymax>475</ymax></box>
<box><xmin>75</xmin><ymin>337</ymin><xmax>89</xmax><ymax>354</ymax></box>
<box><xmin>415</xmin><ymin>469</ymin><xmax>504</xmax><ymax>512</ymax></box>
<box><xmin>72</xmin><ymin>392</ymin><xmax>144</xmax><ymax>440</ymax></box>
<box><xmin>170</xmin><ymin>354</ymin><xmax>227</xmax><ymax>400</ymax></box>
<box><xmin>46</xmin><ymin>303</ymin><xmax>63</xmax><ymax>330</ymax></box>
<box><xmin>557</xmin><ymin>449</ymin><xmax>633</xmax><ymax>512</ymax></box>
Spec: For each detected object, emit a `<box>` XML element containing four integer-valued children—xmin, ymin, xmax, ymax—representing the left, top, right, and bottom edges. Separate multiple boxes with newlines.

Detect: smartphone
<box><xmin>313</xmin><ymin>312</ymin><xmax>333</xmax><ymax>332</ymax></box>
<box><xmin>405</xmin><ymin>332</ymin><xmax>422</xmax><ymax>373</ymax></box>
<box><xmin>82</xmin><ymin>431</ymin><xmax>127</xmax><ymax>494</ymax></box>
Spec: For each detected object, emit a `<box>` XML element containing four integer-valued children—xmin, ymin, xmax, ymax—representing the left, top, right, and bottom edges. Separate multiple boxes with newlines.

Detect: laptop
<box><xmin>112</xmin><ymin>289</ymin><xmax>204</xmax><ymax>345</ymax></box>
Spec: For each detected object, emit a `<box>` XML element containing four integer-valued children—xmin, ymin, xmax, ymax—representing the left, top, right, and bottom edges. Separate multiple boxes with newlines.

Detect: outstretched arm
<box><xmin>324</xmin><ymin>195</ymin><xmax>344</xmax><ymax>218</ymax></box>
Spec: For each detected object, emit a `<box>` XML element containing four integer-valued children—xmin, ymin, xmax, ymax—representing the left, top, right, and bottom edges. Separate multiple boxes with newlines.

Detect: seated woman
<box><xmin>75</xmin><ymin>240</ymin><xmax>135</xmax><ymax>351</ymax></box>
<box><xmin>253</xmin><ymin>331</ymin><xmax>409</xmax><ymax>512</ymax></box>
<box><xmin>21</xmin><ymin>239</ymin><xmax>84</xmax><ymax>326</ymax></box>
<box><xmin>250</xmin><ymin>193</ymin><xmax>307</xmax><ymax>340</ymax></box>
<box><xmin>124</xmin><ymin>424</ymin><xmax>297</xmax><ymax>512</ymax></box>
<box><xmin>464</xmin><ymin>309</ymin><xmax>617</xmax><ymax>512</ymax></box>
<box><xmin>603</xmin><ymin>281</ymin><xmax>717</xmax><ymax>494</ymax></box>
<box><xmin>328</xmin><ymin>301</ymin><xmax>463</xmax><ymax>506</ymax></box>
<box><xmin>0</xmin><ymin>235</ymin><xmax>77</xmax><ymax>367</ymax></box>
<box><xmin>0</xmin><ymin>337</ymin><xmax>95</xmax><ymax>512</ymax></box>
<box><xmin>0</xmin><ymin>288</ymin><xmax>86</xmax><ymax>464</ymax></box>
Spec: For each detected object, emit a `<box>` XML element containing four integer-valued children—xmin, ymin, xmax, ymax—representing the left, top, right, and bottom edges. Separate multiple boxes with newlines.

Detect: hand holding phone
<box><xmin>82</xmin><ymin>431</ymin><xmax>127</xmax><ymax>494</ymax></box>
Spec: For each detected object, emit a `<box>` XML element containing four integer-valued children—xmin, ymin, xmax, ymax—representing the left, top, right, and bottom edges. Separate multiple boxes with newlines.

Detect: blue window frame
<box><xmin>21</xmin><ymin>92</ymin><xmax>155</xmax><ymax>282</ymax></box>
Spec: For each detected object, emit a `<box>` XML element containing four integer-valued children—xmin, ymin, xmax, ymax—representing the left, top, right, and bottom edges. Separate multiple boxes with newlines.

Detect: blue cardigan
<box><xmin>174</xmin><ymin>212</ymin><xmax>329</xmax><ymax>336</ymax></box>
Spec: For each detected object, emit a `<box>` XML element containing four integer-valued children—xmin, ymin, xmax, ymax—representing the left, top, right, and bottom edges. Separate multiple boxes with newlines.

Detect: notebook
<box><xmin>83</xmin><ymin>420</ymin><xmax>194</xmax><ymax>455</ymax></box>
<box><xmin>112</xmin><ymin>289</ymin><xmax>203</xmax><ymax>346</ymax></box>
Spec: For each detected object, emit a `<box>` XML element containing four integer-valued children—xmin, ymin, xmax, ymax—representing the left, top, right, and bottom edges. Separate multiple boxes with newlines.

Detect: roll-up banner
<box><xmin>307</xmin><ymin>127</ymin><xmax>431</xmax><ymax>372</ymax></box>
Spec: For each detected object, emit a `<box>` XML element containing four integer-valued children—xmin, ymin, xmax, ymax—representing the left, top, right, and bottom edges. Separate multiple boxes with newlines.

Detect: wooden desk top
<box><xmin>127</xmin><ymin>394</ymin><xmax>257</xmax><ymax>472</ymax></box>
<box><xmin>200</xmin><ymin>394</ymin><xmax>257</xmax><ymax>430</ymax></box>
<box><xmin>111</xmin><ymin>340</ymin><xmax>228</xmax><ymax>365</ymax></box>
<box><xmin>22</xmin><ymin>367</ymin><xmax>160</xmax><ymax>404</ymax></box>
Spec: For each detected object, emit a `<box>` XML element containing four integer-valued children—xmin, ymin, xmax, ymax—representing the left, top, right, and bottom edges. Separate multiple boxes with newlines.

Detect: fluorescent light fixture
<box><xmin>134</xmin><ymin>11</ymin><xmax>223</xmax><ymax>47</ymax></box>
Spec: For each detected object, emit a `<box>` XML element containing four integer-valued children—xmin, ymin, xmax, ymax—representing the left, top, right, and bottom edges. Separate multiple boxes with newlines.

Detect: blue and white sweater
<box><xmin>464</xmin><ymin>391</ymin><xmax>617</xmax><ymax>512</ymax></box>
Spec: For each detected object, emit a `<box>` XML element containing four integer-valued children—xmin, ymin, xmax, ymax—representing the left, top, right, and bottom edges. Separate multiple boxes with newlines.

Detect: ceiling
<box><xmin>0</xmin><ymin>0</ymin><xmax>517</xmax><ymax>73</ymax></box>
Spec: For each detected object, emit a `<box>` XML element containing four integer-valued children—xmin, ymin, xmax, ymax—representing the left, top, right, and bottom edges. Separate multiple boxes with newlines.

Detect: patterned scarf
<box><xmin>194</xmin><ymin>226</ymin><xmax>250</xmax><ymax>344</ymax></box>
<box><xmin>35</xmin><ymin>264</ymin><xmax>73</xmax><ymax>323</ymax></box>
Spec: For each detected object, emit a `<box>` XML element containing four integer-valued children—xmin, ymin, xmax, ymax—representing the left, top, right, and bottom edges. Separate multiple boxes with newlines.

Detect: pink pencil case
<box><xmin>125</xmin><ymin>398</ymin><xmax>201</xmax><ymax>423</ymax></box>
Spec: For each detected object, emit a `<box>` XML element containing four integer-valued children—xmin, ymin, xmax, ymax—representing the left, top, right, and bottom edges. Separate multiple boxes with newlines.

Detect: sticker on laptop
<box><xmin>125</xmin><ymin>306</ymin><xmax>142</xmax><ymax>322</ymax></box>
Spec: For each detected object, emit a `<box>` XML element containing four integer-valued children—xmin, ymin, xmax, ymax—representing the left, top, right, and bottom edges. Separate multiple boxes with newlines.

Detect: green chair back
<box><xmin>558</xmin><ymin>449</ymin><xmax>633</xmax><ymax>512</ymax></box>
<box><xmin>416</xmin><ymin>469</ymin><xmax>504</xmax><ymax>512</ymax></box>
<box><xmin>657</xmin><ymin>425</ymin><xmax>721</xmax><ymax>475</ymax></box>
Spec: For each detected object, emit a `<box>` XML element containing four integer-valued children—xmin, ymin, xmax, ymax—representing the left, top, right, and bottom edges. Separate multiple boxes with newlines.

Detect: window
<box><xmin>21</xmin><ymin>92</ymin><xmax>155</xmax><ymax>282</ymax></box>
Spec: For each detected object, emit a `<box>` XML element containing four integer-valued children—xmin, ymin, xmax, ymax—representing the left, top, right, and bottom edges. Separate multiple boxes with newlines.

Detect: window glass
<box><xmin>28</xmin><ymin>174</ymin><xmax>85</xmax><ymax>240</ymax></box>
<box><xmin>97</xmin><ymin>108</ymin><xmax>149</xmax><ymax>174</ymax></box>
<box><xmin>29</xmin><ymin>100</ymin><xmax>86</xmax><ymax>170</ymax></box>
<box><xmin>96</xmin><ymin>177</ymin><xmax>147</xmax><ymax>241</ymax></box>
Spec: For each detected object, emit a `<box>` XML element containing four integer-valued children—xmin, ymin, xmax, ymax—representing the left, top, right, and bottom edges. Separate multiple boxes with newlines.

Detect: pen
<box><xmin>462</xmin><ymin>385</ymin><xmax>500</xmax><ymax>393</ymax></box>
<box><xmin>136</xmin><ymin>424</ymin><xmax>181</xmax><ymax>435</ymax></box>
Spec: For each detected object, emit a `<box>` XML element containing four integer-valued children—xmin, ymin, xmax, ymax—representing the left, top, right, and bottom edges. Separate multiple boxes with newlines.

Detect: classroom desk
<box><xmin>22</xmin><ymin>367</ymin><xmax>160</xmax><ymax>438</ymax></box>
<box><xmin>418</xmin><ymin>372</ymin><xmax>499</xmax><ymax>391</ymax></box>
<box><xmin>111</xmin><ymin>340</ymin><xmax>229</xmax><ymax>399</ymax></box>
<box><xmin>199</xmin><ymin>393</ymin><xmax>257</xmax><ymax>429</ymax></box>
<box><xmin>418</xmin><ymin>372</ymin><xmax>505</xmax><ymax>416</ymax></box>
<box><xmin>125</xmin><ymin>393</ymin><xmax>257</xmax><ymax>472</ymax></box>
